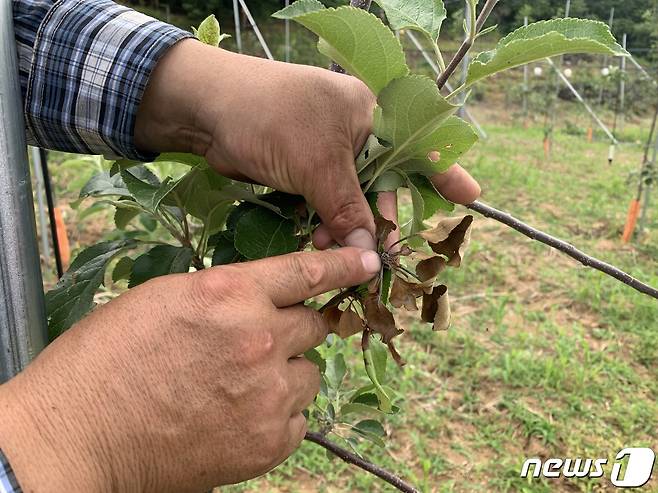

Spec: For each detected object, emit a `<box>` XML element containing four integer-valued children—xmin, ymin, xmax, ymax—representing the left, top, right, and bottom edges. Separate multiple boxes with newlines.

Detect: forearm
<box><xmin>134</xmin><ymin>39</ymin><xmax>215</xmax><ymax>157</ymax></box>
<box><xmin>0</xmin><ymin>372</ymin><xmax>107</xmax><ymax>492</ymax></box>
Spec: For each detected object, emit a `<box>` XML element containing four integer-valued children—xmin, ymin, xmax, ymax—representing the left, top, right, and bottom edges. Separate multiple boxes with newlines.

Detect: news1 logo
<box><xmin>520</xmin><ymin>448</ymin><xmax>655</xmax><ymax>488</ymax></box>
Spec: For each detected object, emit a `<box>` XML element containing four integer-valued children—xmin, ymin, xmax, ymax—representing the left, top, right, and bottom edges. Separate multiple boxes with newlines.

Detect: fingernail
<box><xmin>360</xmin><ymin>250</ymin><xmax>381</xmax><ymax>275</ymax></box>
<box><xmin>344</xmin><ymin>228</ymin><xmax>376</xmax><ymax>250</ymax></box>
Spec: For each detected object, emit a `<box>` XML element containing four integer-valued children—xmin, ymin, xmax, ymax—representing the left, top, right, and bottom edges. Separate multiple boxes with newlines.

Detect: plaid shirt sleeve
<box><xmin>12</xmin><ymin>0</ymin><xmax>193</xmax><ymax>160</ymax></box>
<box><xmin>0</xmin><ymin>448</ymin><xmax>22</xmax><ymax>493</ymax></box>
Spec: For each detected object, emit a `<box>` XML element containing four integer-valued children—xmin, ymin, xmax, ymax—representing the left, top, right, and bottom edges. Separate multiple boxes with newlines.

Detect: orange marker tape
<box><xmin>53</xmin><ymin>206</ymin><xmax>70</xmax><ymax>268</ymax></box>
<box><xmin>621</xmin><ymin>199</ymin><xmax>640</xmax><ymax>243</ymax></box>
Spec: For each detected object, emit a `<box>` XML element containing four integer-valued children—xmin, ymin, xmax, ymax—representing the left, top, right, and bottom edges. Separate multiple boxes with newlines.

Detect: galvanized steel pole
<box><xmin>0</xmin><ymin>0</ymin><xmax>49</xmax><ymax>383</ymax></box>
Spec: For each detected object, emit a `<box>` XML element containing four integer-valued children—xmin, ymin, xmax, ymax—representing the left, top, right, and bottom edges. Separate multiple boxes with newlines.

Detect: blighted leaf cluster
<box><xmin>320</xmin><ymin>214</ymin><xmax>472</xmax><ymax>407</ymax></box>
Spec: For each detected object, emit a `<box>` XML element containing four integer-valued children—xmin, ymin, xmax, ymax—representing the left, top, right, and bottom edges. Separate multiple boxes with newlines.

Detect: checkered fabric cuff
<box><xmin>0</xmin><ymin>448</ymin><xmax>22</xmax><ymax>493</ymax></box>
<box><xmin>15</xmin><ymin>0</ymin><xmax>192</xmax><ymax>160</ymax></box>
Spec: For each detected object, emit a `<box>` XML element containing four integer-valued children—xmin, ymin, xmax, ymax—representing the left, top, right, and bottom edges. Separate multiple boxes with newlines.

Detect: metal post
<box><xmin>618</xmin><ymin>34</ymin><xmax>627</xmax><ymax>132</ymax></box>
<box><xmin>405</xmin><ymin>30</ymin><xmax>487</xmax><ymax>139</ymax></box>
<box><xmin>522</xmin><ymin>16</ymin><xmax>529</xmax><ymax>118</ymax></box>
<box><xmin>232</xmin><ymin>0</ymin><xmax>242</xmax><ymax>53</ymax></box>
<box><xmin>29</xmin><ymin>147</ymin><xmax>50</xmax><ymax>264</ymax></box>
<box><xmin>0</xmin><ymin>0</ymin><xmax>49</xmax><ymax>383</ymax></box>
<box><xmin>284</xmin><ymin>0</ymin><xmax>290</xmax><ymax>62</ymax></box>
<box><xmin>638</xmin><ymin>128</ymin><xmax>658</xmax><ymax>236</ymax></box>
<box><xmin>237</xmin><ymin>0</ymin><xmax>274</xmax><ymax>60</ymax></box>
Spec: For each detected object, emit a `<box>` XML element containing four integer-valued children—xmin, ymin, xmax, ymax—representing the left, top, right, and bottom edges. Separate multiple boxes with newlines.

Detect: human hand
<box><xmin>135</xmin><ymin>40</ymin><xmax>480</xmax><ymax>251</ymax></box>
<box><xmin>0</xmin><ymin>248</ymin><xmax>381</xmax><ymax>493</ymax></box>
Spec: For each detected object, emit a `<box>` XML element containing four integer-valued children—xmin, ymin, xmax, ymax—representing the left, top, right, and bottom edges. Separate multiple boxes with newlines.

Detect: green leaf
<box><xmin>466</xmin><ymin>18</ymin><xmax>628</xmax><ymax>87</ymax></box>
<box><xmin>45</xmin><ymin>239</ymin><xmax>139</xmax><ymax>338</ymax></box>
<box><xmin>325</xmin><ymin>353</ymin><xmax>347</xmax><ymax>390</ymax></box>
<box><xmin>369</xmin><ymin>170</ymin><xmax>405</xmax><ymax>192</ymax></box>
<box><xmin>409</xmin><ymin>174</ymin><xmax>454</xmax><ymax>218</ymax></box>
<box><xmin>363</xmin><ymin>335</ymin><xmax>392</xmax><ymax>412</ymax></box>
<box><xmin>369</xmin><ymin>336</ymin><xmax>388</xmax><ymax>383</ymax></box>
<box><xmin>373</xmin><ymin>0</ymin><xmax>446</xmax><ymax>43</ymax></box>
<box><xmin>340</xmin><ymin>402</ymin><xmax>385</xmax><ymax>418</ymax></box>
<box><xmin>374</xmin><ymin>75</ymin><xmax>457</xmax><ymax>170</ymax></box>
<box><xmin>79</xmin><ymin>172</ymin><xmax>130</xmax><ymax>198</ymax></box>
<box><xmin>112</xmin><ymin>256</ymin><xmax>134</xmax><ymax>282</ymax></box>
<box><xmin>273</xmin><ymin>0</ymin><xmax>325</xmax><ymax>17</ymax></box>
<box><xmin>397</xmin><ymin>115</ymin><xmax>478</xmax><ymax>175</ymax></box>
<box><xmin>121</xmin><ymin>170</ymin><xmax>177</xmax><ymax>212</ymax></box>
<box><xmin>274</xmin><ymin>4</ymin><xmax>408</xmax><ymax>95</ymax></box>
<box><xmin>194</xmin><ymin>14</ymin><xmax>228</xmax><ymax>47</ymax></box>
<box><xmin>304</xmin><ymin>348</ymin><xmax>327</xmax><ymax>373</ymax></box>
<box><xmin>114</xmin><ymin>205</ymin><xmax>141</xmax><ymax>229</ymax></box>
<box><xmin>210</xmin><ymin>231</ymin><xmax>240</xmax><ymax>266</ymax></box>
<box><xmin>128</xmin><ymin>245</ymin><xmax>194</xmax><ymax>288</ymax></box>
<box><xmin>353</xmin><ymin>419</ymin><xmax>386</xmax><ymax>447</ymax></box>
<box><xmin>355</xmin><ymin>419</ymin><xmax>386</xmax><ymax>436</ymax></box>
<box><xmin>155</xmin><ymin>153</ymin><xmax>207</xmax><ymax>167</ymax></box>
<box><xmin>406</xmin><ymin>173</ymin><xmax>426</xmax><ymax>234</ymax></box>
<box><xmin>357</xmin><ymin>134</ymin><xmax>392</xmax><ymax>171</ymax></box>
<box><xmin>234</xmin><ymin>207</ymin><xmax>298</xmax><ymax>260</ymax></box>
<box><xmin>110</xmin><ymin>153</ymin><xmax>207</xmax><ymax>177</ymax></box>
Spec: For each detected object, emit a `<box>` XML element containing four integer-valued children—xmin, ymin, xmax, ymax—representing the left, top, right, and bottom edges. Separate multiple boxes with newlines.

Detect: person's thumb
<box><xmin>309</xmin><ymin>149</ymin><xmax>377</xmax><ymax>251</ymax></box>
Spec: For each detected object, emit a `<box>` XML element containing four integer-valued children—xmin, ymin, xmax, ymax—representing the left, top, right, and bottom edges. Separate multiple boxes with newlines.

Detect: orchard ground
<box><xmin>38</xmin><ymin>23</ymin><xmax>658</xmax><ymax>493</ymax></box>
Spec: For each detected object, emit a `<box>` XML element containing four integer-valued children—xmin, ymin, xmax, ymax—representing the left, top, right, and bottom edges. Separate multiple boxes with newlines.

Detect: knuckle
<box><xmin>329</xmin><ymin>200</ymin><xmax>366</xmax><ymax>235</ymax></box>
<box><xmin>289</xmin><ymin>253</ymin><xmax>326</xmax><ymax>293</ymax></box>
<box><xmin>241</xmin><ymin>328</ymin><xmax>276</xmax><ymax>364</ymax></box>
<box><xmin>189</xmin><ymin>265</ymin><xmax>249</xmax><ymax>306</ymax></box>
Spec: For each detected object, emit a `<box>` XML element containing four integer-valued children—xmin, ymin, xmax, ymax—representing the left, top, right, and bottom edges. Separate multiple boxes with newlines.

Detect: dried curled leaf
<box><xmin>336</xmin><ymin>308</ymin><xmax>364</xmax><ymax>339</ymax></box>
<box><xmin>419</xmin><ymin>215</ymin><xmax>473</xmax><ymax>267</ymax></box>
<box><xmin>389</xmin><ymin>275</ymin><xmax>430</xmax><ymax>310</ymax></box>
<box><xmin>375</xmin><ymin>216</ymin><xmax>397</xmax><ymax>245</ymax></box>
<box><xmin>415</xmin><ymin>255</ymin><xmax>447</xmax><ymax>282</ymax></box>
<box><xmin>322</xmin><ymin>305</ymin><xmax>342</xmax><ymax>333</ymax></box>
<box><xmin>364</xmin><ymin>293</ymin><xmax>403</xmax><ymax>343</ymax></box>
<box><xmin>421</xmin><ymin>285</ymin><xmax>451</xmax><ymax>331</ymax></box>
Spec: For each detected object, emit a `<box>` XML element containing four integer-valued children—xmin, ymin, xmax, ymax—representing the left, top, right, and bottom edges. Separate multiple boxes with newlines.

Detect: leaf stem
<box><xmin>431</xmin><ymin>37</ymin><xmax>446</xmax><ymax>73</ymax></box>
<box><xmin>435</xmin><ymin>0</ymin><xmax>499</xmax><ymax>90</ymax></box>
<box><xmin>445</xmin><ymin>82</ymin><xmax>466</xmax><ymax>100</ymax></box>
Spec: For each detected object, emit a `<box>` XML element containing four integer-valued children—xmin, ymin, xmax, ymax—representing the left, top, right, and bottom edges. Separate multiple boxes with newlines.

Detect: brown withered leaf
<box><xmin>416</xmin><ymin>256</ymin><xmax>447</xmax><ymax>282</ymax></box>
<box><xmin>389</xmin><ymin>276</ymin><xmax>427</xmax><ymax>310</ymax></box>
<box><xmin>322</xmin><ymin>305</ymin><xmax>342</xmax><ymax>333</ymax></box>
<box><xmin>398</xmin><ymin>245</ymin><xmax>413</xmax><ymax>256</ymax></box>
<box><xmin>421</xmin><ymin>285</ymin><xmax>451</xmax><ymax>331</ymax></box>
<box><xmin>335</xmin><ymin>308</ymin><xmax>364</xmax><ymax>339</ymax></box>
<box><xmin>363</xmin><ymin>293</ymin><xmax>403</xmax><ymax>343</ymax></box>
<box><xmin>375</xmin><ymin>216</ymin><xmax>397</xmax><ymax>244</ymax></box>
<box><xmin>419</xmin><ymin>215</ymin><xmax>473</xmax><ymax>267</ymax></box>
<box><xmin>387</xmin><ymin>341</ymin><xmax>405</xmax><ymax>367</ymax></box>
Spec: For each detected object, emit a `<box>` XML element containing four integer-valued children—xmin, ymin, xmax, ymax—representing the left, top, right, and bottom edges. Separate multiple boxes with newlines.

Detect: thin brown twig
<box><xmin>436</xmin><ymin>0</ymin><xmax>499</xmax><ymax>89</ymax></box>
<box><xmin>304</xmin><ymin>432</ymin><xmax>420</xmax><ymax>493</ymax></box>
<box><xmin>467</xmin><ymin>200</ymin><xmax>658</xmax><ymax>300</ymax></box>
